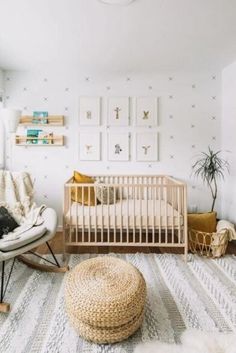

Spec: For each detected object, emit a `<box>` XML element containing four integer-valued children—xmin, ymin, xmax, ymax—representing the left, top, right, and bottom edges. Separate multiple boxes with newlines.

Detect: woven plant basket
<box><xmin>65</xmin><ymin>256</ymin><xmax>146</xmax><ymax>344</ymax></box>
<box><xmin>189</xmin><ymin>228</ymin><xmax>229</xmax><ymax>258</ymax></box>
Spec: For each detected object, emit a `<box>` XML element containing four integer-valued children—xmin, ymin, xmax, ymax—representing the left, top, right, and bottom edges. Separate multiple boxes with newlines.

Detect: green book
<box><xmin>26</xmin><ymin>129</ymin><xmax>42</xmax><ymax>144</ymax></box>
<box><xmin>33</xmin><ymin>111</ymin><xmax>48</xmax><ymax>118</ymax></box>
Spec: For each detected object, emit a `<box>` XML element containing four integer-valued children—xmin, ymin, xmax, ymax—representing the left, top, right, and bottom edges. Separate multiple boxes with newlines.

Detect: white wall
<box><xmin>0</xmin><ymin>69</ymin><xmax>4</xmax><ymax>168</ymax></box>
<box><xmin>0</xmin><ymin>69</ymin><xmax>3</xmax><ymax>92</ymax></box>
<box><xmin>222</xmin><ymin>62</ymin><xmax>236</xmax><ymax>223</ymax></box>
<box><xmin>4</xmin><ymin>70</ymin><xmax>221</xmax><ymax>227</ymax></box>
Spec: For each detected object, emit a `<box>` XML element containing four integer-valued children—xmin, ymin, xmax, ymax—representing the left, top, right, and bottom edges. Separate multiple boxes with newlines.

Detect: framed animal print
<box><xmin>108</xmin><ymin>132</ymin><xmax>130</xmax><ymax>161</ymax></box>
<box><xmin>136</xmin><ymin>132</ymin><xmax>158</xmax><ymax>161</ymax></box>
<box><xmin>107</xmin><ymin>97</ymin><xmax>130</xmax><ymax>126</ymax></box>
<box><xmin>135</xmin><ymin>97</ymin><xmax>158</xmax><ymax>126</ymax></box>
<box><xmin>79</xmin><ymin>132</ymin><xmax>101</xmax><ymax>161</ymax></box>
<box><xmin>79</xmin><ymin>97</ymin><xmax>101</xmax><ymax>126</ymax></box>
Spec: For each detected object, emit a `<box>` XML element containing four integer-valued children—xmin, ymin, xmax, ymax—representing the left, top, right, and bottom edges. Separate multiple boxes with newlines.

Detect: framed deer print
<box><xmin>107</xmin><ymin>97</ymin><xmax>130</xmax><ymax>126</ymax></box>
<box><xmin>79</xmin><ymin>97</ymin><xmax>101</xmax><ymax>126</ymax></box>
<box><xmin>108</xmin><ymin>132</ymin><xmax>130</xmax><ymax>161</ymax></box>
<box><xmin>79</xmin><ymin>132</ymin><xmax>101</xmax><ymax>160</ymax></box>
<box><xmin>136</xmin><ymin>132</ymin><xmax>158</xmax><ymax>161</ymax></box>
<box><xmin>135</xmin><ymin>97</ymin><xmax>158</xmax><ymax>126</ymax></box>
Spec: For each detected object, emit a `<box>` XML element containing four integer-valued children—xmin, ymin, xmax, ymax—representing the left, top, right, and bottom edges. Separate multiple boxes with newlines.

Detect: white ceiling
<box><xmin>0</xmin><ymin>0</ymin><xmax>236</xmax><ymax>73</ymax></box>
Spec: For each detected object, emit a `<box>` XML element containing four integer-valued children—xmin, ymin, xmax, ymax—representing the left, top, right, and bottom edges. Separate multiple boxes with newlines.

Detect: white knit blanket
<box><xmin>0</xmin><ymin>170</ymin><xmax>35</xmax><ymax>224</ymax></box>
<box><xmin>0</xmin><ymin>170</ymin><xmax>47</xmax><ymax>241</ymax></box>
<box><xmin>2</xmin><ymin>205</ymin><xmax>47</xmax><ymax>241</ymax></box>
<box><xmin>217</xmin><ymin>220</ymin><xmax>236</xmax><ymax>241</ymax></box>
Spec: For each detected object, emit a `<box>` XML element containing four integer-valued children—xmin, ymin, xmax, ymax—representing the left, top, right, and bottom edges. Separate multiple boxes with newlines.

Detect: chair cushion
<box><xmin>0</xmin><ymin>225</ymin><xmax>47</xmax><ymax>252</ymax></box>
<box><xmin>0</xmin><ymin>206</ymin><xmax>19</xmax><ymax>239</ymax></box>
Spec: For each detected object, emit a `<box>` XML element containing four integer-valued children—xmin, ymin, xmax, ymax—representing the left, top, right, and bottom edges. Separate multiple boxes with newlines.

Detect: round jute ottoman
<box><xmin>65</xmin><ymin>256</ymin><xmax>146</xmax><ymax>344</ymax></box>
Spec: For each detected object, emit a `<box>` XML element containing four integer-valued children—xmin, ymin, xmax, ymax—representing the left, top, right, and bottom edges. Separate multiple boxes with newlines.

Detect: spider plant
<box><xmin>192</xmin><ymin>147</ymin><xmax>229</xmax><ymax>212</ymax></box>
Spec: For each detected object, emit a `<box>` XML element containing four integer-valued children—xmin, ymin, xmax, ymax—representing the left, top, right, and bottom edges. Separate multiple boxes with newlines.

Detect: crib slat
<box><xmin>108</xmin><ymin>186</ymin><xmax>110</xmax><ymax>243</ymax></box>
<box><xmin>165</xmin><ymin>186</ymin><xmax>168</xmax><ymax>244</ymax></box>
<box><xmin>146</xmin><ymin>185</ymin><xmax>148</xmax><ymax>244</ymax></box>
<box><xmin>139</xmin><ymin>184</ymin><xmax>142</xmax><ymax>244</ymax></box>
<box><xmin>75</xmin><ymin>184</ymin><xmax>78</xmax><ymax>243</ymax></box>
<box><xmin>159</xmin><ymin>186</ymin><xmax>161</xmax><ymax>243</ymax></box>
<box><xmin>69</xmin><ymin>186</ymin><xmax>72</xmax><ymax>243</ymax></box>
<box><xmin>95</xmin><ymin>185</ymin><xmax>97</xmax><ymax>244</ymax></box>
<box><xmin>82</xmin><ymin>186</ymin><xmax>84</xmax><ymax>243</ymax></box>
<box><xmin>101</xmin><ymin>187</ymin><xmax>104</xmax><ymax>243</ymax></box>
<box><xmin>127</xmin><ymin>185</ymin><xmax>129</xmax><ymax>244</ymax></box>
<box><xmin>133</xmin><ymin>185</ymin><xmax>135</xmax><ymax>243</ymax></box>
<box><xmin>114</xmin><ymin>186</ymin><xmax>116</xmax><ymax>243</ymax></box>
<box><xmin>178</xmin><ymin>187</ymin><xmax>181</xmax><ymax>243</ymax></box>
<box><xmin>88</xmin><ymin>186</ymin><xmax>91</xmax><ymax>243</ymax></box>
<box><xmin>171</xmin><ymin>185</ymin><xmax>174</xmax><ymax>244</ymax></box>
<box><xmin>152</xmin><ymin>185</ymin><xmax>155</xmax><ymax>243</ymax></box>
<box><xmin>120</xmin><ymin>185</ymin><xmax>122</xmax><ymax>243</ymax></box>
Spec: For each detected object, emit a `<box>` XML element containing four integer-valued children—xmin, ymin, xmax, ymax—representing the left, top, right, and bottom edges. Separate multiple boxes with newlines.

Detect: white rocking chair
<box><xmin>0</xmin><ymin>173</ymin><xmax>68</xmax><ymax>313</ymax></box>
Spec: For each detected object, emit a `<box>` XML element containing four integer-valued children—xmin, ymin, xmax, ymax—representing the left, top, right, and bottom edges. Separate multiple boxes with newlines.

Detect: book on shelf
<box><xmin>32</xmin><ymin>111</ymin><xmax>49</xmax><ymax>125</ymax></box>
<box><xmin>38</xmin><ymin>131</ymin><xmax>54</xmax><ymax>145</ymax></box>
<box><xmin>26</xmin><ymin>129</ymin><xmax>42</xmax><ymax>144</ymax></box>
<box><xmin>31</xmin><ymin>117</ymin><xmax>48</xmax><ymax>125</ymax></box>
<box><xmin>26</xmin><ymin>129</ymin><xmax>54</xmax><ymax>144</ymax></box>
<box><xmin>33</xmin><ymin>111</ymin><xmax>48</xmax><ymax>117</ymax></box>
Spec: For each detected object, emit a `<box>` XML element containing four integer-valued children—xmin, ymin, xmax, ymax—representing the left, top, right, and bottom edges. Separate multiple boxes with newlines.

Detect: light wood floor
<box><xmin>37</xmin><ymin>232</ymin><xmax>236</xmax><ymax>255</ymax></box>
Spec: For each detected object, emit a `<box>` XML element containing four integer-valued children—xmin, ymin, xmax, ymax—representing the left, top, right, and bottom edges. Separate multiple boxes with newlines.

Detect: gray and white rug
<box><xmin>0</xmin><ymin>253</ymin><xmax>235</xmax><ymax>353</ymax></box>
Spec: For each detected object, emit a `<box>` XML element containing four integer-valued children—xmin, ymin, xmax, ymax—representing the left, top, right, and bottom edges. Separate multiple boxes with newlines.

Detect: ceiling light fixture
<box><xmin>98</xmin><ymin>0</ymin><xmax>135</xmax><ymax>5</ymax></box>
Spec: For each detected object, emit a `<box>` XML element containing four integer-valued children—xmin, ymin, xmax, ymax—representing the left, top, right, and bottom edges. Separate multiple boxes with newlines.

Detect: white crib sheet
<box><xmin>65</xmin><ymin>199</ymin><xmax>183</xmax><ymax>229</ymax></box>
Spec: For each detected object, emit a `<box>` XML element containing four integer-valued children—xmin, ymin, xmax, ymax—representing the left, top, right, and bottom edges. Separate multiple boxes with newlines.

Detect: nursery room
<box><xmin>0</xmin><ymin>0</ymin><xmax>236</xmax><ymax>352</ymax></box>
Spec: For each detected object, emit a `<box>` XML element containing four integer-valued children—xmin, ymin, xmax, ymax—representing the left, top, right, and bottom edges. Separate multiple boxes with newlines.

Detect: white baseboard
<box><xmin>57</xmin><ymin>225</ymin><xmax>63</xmax><ymax>233</ymax></box>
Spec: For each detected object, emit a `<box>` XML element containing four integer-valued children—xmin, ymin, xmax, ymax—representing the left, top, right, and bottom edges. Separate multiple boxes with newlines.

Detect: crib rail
<box><xmin>63</xmin><ymin>175</ymin><xmax>188</xmax><ymax>256</ymax></box>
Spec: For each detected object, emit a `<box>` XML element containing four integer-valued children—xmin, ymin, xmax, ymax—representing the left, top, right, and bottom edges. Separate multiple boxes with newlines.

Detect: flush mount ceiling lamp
<box><xmin>98</xmin><ymin>0</ymin><xmax>135</xmax><ymax>5</ymax></box>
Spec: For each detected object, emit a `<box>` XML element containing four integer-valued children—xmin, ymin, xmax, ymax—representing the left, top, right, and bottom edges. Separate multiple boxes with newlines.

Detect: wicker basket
<box><xmin>188</xmin><ymin>228</ymin><xmax>229</xmax><ymax>258</ymax></box>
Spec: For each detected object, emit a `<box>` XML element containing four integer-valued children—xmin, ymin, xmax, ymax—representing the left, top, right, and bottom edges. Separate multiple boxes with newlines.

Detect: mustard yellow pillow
<box><xmin>71</xmin><ymin>171</ymin><xmax>96</xmax><ymax>206</ymax></box>
<box><xmin>188</xmin><ymin>212</ymin><xmax>217</xmax><ymax>233</ymax></box>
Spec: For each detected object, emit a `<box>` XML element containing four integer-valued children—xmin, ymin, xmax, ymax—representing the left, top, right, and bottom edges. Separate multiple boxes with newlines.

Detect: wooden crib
<box><xmin>63</xmin><ymin>175</ymin><xmax>188</xmax><ymax>260</ymax></box>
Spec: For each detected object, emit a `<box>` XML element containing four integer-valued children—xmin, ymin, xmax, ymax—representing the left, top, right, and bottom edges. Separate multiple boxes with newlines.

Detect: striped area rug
<box><xmin>0</xmin><ymin>253</ymin><xmax>235</xmax><ymax>353</ymax></box>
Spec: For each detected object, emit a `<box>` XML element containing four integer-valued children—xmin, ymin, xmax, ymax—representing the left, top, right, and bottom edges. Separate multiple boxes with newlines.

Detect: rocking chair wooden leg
<box><xmin>0</xmin><ymin>261</ymin><xmax>11</xmax><ymax>313</ymax></box>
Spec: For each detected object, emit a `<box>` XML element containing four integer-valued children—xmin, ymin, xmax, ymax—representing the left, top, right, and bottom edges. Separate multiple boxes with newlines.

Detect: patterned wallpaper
<box><xmin>3</xmin><ymin>70</ymin><xmax>221</xmax><ymax>227</ymax></box>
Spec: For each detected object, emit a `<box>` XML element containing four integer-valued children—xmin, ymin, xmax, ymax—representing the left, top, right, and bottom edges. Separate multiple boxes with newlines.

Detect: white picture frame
<box><xmin>136</xmin><ymin>132</ymin><xmax>158</xmax><ymax>161</ymax></box>
<box><xmin>79</xmin><ymin>97</ymin><xmax>101</xmax><ymax>126</ymax></box>
<box><xmin>79</xmin><ymin>132</ymin><xmax>101</xmax><ymax>161</ymax></box>
<box><xmin>107</xmin><ymin>97</ymin><xmax>130</xmax><ymax>126</ymax></box>
<box><xmin>135</xmin><ymin>97</ymin><xmax>158</xmax><ymax>126</ymax></box>
<box><xmin>108</xmin><ymin>132</ymin><xmax>130</xmax><ymax>161</ymax></box>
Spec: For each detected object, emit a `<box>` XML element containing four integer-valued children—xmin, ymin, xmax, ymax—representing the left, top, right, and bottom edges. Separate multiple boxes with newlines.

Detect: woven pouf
<box><xmin>65</xmin><ymin>256</ymin><xmax>146</xmax><ymax>344</ymax></box>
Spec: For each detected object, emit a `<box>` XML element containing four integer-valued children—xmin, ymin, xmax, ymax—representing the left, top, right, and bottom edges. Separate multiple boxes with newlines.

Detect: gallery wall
<box><xmin>222</xmin><ymin>61</ymin><xmax>236</xmax><ymax>223</ymax></box>
<box><xmin>3</xmin><ymin>70</ymin><xmax>221</xmax><ymax>227</ymax></box>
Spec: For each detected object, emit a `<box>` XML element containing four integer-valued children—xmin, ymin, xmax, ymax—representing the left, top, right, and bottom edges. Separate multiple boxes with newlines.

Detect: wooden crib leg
<box><xmin>62</xmin><ymin>226</ymin><xmax>67</xmax><ymax>262</ymax></box>
<box><xmin>184</xmin><ymin>245</ymin><xmax>188</xmax><ymax>263</ymax></box>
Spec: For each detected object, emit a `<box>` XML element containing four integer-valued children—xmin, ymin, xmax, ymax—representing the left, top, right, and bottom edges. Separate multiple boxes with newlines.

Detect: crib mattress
<box><xmin>65</xmin><ymin>199</ymin><xmax>183</xmax><ymax>229</ymax></box>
